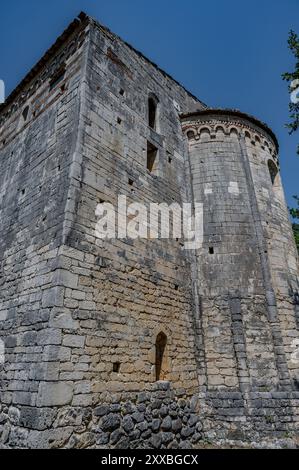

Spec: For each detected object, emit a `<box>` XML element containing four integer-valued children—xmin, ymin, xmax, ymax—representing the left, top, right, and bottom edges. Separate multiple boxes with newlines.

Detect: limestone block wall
<box><xmin>203</xmin><ymin>390</ymin><xmax>299</xmax><ymax>447</ymax></box>
<box><xmin>0</xmin><ymin>16</ymin><xmax>91</xmax><ymax>446</ymax></box>
<box><xmin>182</xmin><ymin>111</ymin><xmax>284</xmax><ymax>392</ymax></box>
<box><xmin>244</xmin><ymin>131</ymin><xmax>299</xmax><ymax>385</ymax></box>
<box><xmin>1</xmin><ymin>15</ymin><xmax>206</xmax><ymax>447</ymax></box>
<box><xmin>181</xmin><ymin>110</ymin><xmax>299</xmax><ymax>446</ymax></box>
<box><xmin>57</xmin><ymin>19</ymin><xmax>205</xmax><ymax>401</ymax></box>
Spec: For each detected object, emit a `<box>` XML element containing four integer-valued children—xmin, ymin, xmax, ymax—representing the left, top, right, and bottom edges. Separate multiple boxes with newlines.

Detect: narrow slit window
<box><xmin>147</xmin><ymin>142</ymin><xmax>158</xmax><ymax>173</ymax></box>
<box><xmin>268</xmin><ymin>160</ymin><xmax>278</xmax><ymax>185</ymax></box>
<box><xmin>148</xmin><ymin>97</ymin><xmax>157</xmax><ymax>129</ymax></box>
<box><xmin>22</xmin><ymin>106</ymin><xmax>29</xmax><ymax>122</ymax></box>
<box><xmin>155</xmin><ymin>332</ymin><xmax>167</xmax><ymax>381</ymax></box>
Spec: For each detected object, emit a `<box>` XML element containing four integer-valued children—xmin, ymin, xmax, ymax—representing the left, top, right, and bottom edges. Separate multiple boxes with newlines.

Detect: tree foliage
<box><xmin>283</xmin><ymin>31</ymin><xmax>299</xmax><ymax>251</ymax></box>
<box><xmin>282</xmin><ymin>30</ymin><xmax>299</xmax><ymax>153</ymax></box>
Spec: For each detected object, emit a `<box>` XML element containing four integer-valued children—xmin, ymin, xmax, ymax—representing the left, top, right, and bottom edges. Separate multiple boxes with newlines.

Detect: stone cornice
<box><xmin>180</xmin><ymin>108</ymin><xmax>279</xmax><ymax>152</ymax></box>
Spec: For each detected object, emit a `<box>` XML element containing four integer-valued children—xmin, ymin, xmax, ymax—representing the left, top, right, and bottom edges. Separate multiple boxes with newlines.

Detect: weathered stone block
<box><xmin>62</xmin><ymin>335</ymin><xmax>85</xmax><ymax>348</ymax></box>
<box><xmin>37</xmin><ymin>382</ymin><xmax>74</xmax><ymax>406</ymax></box>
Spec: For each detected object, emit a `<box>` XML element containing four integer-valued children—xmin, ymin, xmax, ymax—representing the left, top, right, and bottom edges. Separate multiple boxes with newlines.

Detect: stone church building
<box><xmin>0</xmin><ymin>12</ymin><xmax>298</xmax><ymax>448</ymax></box>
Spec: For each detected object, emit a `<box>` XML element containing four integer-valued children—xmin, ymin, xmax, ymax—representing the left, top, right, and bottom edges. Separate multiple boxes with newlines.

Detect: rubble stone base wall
<box><xmin>0</xmin><ymin>382</ymin><xmax>203</xmax><ymax>449</ymax></box>
<box><xmin>1</xmin><ymin>382</ymin><xmax>299</xmax><ymax>448</ymax></box>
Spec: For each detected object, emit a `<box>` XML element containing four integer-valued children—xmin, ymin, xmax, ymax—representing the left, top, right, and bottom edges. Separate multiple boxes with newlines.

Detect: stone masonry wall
<box><xmin>202</xmin><ymin>390</ymin><xmax>299</xmax><ymax>448</ymax></box>
<box><xmin>0</xmin><ymin>382</ymin><xmax>204</xmax><ymax>449</ymax></box>
<box><xmin>0</xmin><ymin>17</ymin><xmax>91</xmax><ymax>446</ymax></box>
<box><xmin>181</xmin><ymin>111</ymin><xmax>299</xmax><ymax>446</ymax></box>
<box><xmin>1</xmin><ymin>384</ymin><xmax>299</xmax><ymax>448</ymax></box>
<box><xmin>245</xmin><ymin>131</ymin><xmax>299</xmax><ymax>386</ymax></box>
<box><xmin>59</xmin><ymin>18</ymin><xmax>204</xmax><ymax>394</ymax></box>
<box><xmin>1</xmin><ymin>16</ymin><xmax>206</xmax><ymax>448</ymax></box>
<box><xmin>183</xmin><ymin>115</ymin><xmax>283</xmax><ymax>392</ymax></box>
<box><xmin>0</xmin><ymin>14</ymin><xmax>299</xmax><ymax>449</ymax></box>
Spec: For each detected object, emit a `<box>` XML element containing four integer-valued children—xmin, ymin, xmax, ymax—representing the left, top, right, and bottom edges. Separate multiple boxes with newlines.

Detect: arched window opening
<box><xmin>148</xmin><ymin>96</ymin><xmax>159</xmax><ymax>130</ymax></box>
<box><xmin>199</xmin><ymin>127</ymin><xmax>210</xmax><ymax>139</ymax></box>
<box><xmin>216</xmin><ymin>126</ymin><xmax>225</xmax><ymax>135</ymax></box>
<box><xmin>229</xmin><ymin>128</ymin><xmax>238</xmax><ymax>138</ymax></box>
<box><xmin>186</xmin><ymin>130</ymin><xmax>195</xmax><ymax>140</ymax></box>
<box><xmin>155</xmin><ymin>332</ymin><xmax>167</xmax><ymax>381</ymax></box>
<box><xmin>268</xmin><ymin>160</ymin><xmax>278</xmax><ymax>185</ymax></box>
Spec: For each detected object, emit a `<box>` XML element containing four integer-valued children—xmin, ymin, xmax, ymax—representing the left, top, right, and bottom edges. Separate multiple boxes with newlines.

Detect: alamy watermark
<box><xmin>95</xmin><ymin>195</ymin><xmax>203</xmax><ymax>250</ymax></box>
<box><xmin>0</xmin><ymin>79</ymin><xmax>5</xmax><ymax>104</ymax></box>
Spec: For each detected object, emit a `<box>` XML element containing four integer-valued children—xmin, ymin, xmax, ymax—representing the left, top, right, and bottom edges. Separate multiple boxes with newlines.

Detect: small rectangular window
<box><xmin>49</xmin><ymin>68</ymin><xmax>65</xmax><ymax>91</ymax></box>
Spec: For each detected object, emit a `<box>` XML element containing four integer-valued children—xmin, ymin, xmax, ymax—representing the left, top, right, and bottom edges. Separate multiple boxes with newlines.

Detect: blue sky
<box><xmin>0</xmin><ymin>0</ymin><xmax>298</xmax><ymax>207</ymax></box>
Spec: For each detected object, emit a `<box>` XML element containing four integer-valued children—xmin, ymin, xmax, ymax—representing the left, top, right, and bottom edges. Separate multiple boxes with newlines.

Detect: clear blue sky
<box><xmin>0</xmin><ymin>0</ymin><xmax>298</xmax><ymax>207</ymax></box>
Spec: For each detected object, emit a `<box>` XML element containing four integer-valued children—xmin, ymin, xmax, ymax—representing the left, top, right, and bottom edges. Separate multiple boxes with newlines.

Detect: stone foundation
<box><xmin>203</xmin><ymin>390</ymin><xmax>299</xmax><ymax>448</ymax></box>
<box><xmin>1</xmin><ymin>382</ymin><xmax>298</xmax><ymax>448</ymax></box>
<box><xmin>0</xmin><ymin>382</ymin><xmax>203</xmax><ymax>449</ymax></box>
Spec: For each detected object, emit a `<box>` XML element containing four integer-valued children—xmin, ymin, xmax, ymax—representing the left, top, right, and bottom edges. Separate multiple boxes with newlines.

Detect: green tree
<box><xmin>282</xmin><ymin>30</ymin><xmax>299</xmax><ymax>154</ymax></box>
<box><xmin>283</xmin><ymin>31</ymin><xmax>299</xmax><ymax>251</ymax></box>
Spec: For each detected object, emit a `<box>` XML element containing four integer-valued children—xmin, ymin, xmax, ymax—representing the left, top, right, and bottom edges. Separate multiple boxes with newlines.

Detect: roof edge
<box><xmin>180</xmin><ymin>108</ymin><xmax>279</xmax><ymax>151</ymax></box>
<box><xmin>0</xmin><ymin>12</ymin><xmax>89</xmax><ymax>115</ymax></box>
<box><xmin>0</xmin><ymin>11</ymin><xmax>207</xmax><ymax>117</ymax></box>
